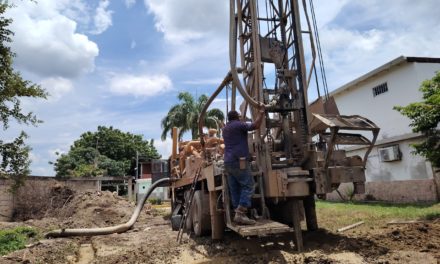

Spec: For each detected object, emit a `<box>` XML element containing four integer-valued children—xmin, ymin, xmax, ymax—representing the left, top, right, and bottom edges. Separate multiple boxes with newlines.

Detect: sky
<box><xmin>3</xmin><ymin>0</ymin><xmax>440</xmax><ymax>176</ymax></box>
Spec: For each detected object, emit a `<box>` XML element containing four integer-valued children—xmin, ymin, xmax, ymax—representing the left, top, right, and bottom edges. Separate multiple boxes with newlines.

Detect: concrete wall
<box><xmin>366</xmin><ymin>180</ymin><xmax>438</xmax><ymax>203</ymax></box>
<box><xmin>349</xmin><ymin>137</ymin><xmax>434</xmax><ymax>182</ymax></box>
<box><xmin>338</xmin><ymin>137</ymin><xmax>438</xmax><ymax>203</ymax></box>
<box><xmin>0</xmin><ymin>179</ymin><xmax>14</xmax><ymax>221</ymax></box>
<box><xmin>55</xmin><ymin>178</ymin><xmax>100</xmax><ymax>192</ymax></box>
<box><xmin>327</xmin><ymin>180</ymin><xmax>438</xmax><ymax>203</ymax></box>
<box><xmin>16</xmin><ymin>176</ymin><xmax>99</xmax><ymax>195</ymax></box>
<box><xmin>0</xmin><ymin>176</ymin><xmax>101</xmax><ymax>222</ymax></box>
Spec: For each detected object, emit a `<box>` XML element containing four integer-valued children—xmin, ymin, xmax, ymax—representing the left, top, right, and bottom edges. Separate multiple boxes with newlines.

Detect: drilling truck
<box><xmin>46</xmin><ymin>1</ymin><xmax>379</xmax><ymax>251</ymax></box>
<box><xmin>168</xmin><ymin>0</ymin><xmax>379</xmax><ymax>251</ymax></box>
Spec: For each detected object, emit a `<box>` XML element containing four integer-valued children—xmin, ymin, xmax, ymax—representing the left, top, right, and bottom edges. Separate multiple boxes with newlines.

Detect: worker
<box><xmin>222</xmin><ymin>105</ymin><xmax>265</xmax><ymax>225</ymax></box>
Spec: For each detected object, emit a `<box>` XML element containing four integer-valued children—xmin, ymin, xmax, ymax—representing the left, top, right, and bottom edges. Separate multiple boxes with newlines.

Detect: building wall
<box><xmin>349</xmin><ymin>137</ymin><xmax>434</xmax><ymax>182</ymax></box>
<box><xmin>333</xmin><ymin>62</ymin><xmax>440</xmax><ymax>139</ymax></box>
<box><xmin>140</xmin><ymin>163</ymin><xmax>152</xmax><ymax>179</ymax></box>
<box><xmin>0</xmin><ymin>179</ymin><xmax>14</xmax><ymax>221</ymax></box>
<box><xmin>57</xmin><ymin>178</ymin><xmax>100</xmax><ymax>191</ymax></box>
<box><xmin>326</xmin><ymin>180</ymin><xmax>438</xmax><ymax>203</ymax></box>
<box><xmin>328</xmin><ymin>61</ymin><xmax>440</xmax><ymax>202</ymax></box>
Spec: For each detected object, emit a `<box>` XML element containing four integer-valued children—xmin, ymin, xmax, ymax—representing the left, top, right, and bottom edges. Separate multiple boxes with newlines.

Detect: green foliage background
<box><xmin>53</xmin><ymin>126</ymin><xmax>160</xmax><ymax>177</ymax></box>
<box><xmin>161</xmin><ymin>92</ymin><xmax>224</xmax><ymax>140</ymax></box>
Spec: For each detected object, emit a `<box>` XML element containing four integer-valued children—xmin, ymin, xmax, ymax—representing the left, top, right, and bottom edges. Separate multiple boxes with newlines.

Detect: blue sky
<box><xmin>3</xmin><ymin>0</ymin><xmax>440</xmax><ymax>176</ymax></box>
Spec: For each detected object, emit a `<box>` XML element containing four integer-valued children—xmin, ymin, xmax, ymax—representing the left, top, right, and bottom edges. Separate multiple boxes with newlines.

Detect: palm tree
<box><xmin>161</xmin><ymin>92</ymin><xmax>224</xmax><ymax>140</ymax></box>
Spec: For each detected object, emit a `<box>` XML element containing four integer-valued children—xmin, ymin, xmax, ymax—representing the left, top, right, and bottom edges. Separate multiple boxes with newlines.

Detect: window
<box><xmin>372</xmin><ymin>82</ymin><xmax>388</xmax><ymax>97</ymax></box>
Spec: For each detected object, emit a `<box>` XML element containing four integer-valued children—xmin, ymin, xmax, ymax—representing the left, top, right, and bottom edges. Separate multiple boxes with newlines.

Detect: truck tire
<box><xmin>192</xmin><ymin>190</ymin><xmax>211</xmax><ymax>236</ymax></box>
<box><xmin>184</xmin><ymin>191</ymin><xmax>193</xmax><ymax>231</ymax></box>
<box><xmin>303</xmin><ymin>195</ymin><xmax>318</xmax><ymax>231</ymax></box>
<box><xmin>185</xmin><ymin>206</ymin><xmax>193</xmax><ymax>231</ymax></box>
<box><xmin>171</xmin><ymin>214</ymin><xmax>182</xmax><ymax>231</ymax></box>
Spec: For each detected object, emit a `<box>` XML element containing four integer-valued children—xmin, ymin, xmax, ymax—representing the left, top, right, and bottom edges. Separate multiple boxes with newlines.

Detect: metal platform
<box><xmin>227</xmin><ymin>219</ymin><xmax>292</xmax><ymax>237</ymax></box>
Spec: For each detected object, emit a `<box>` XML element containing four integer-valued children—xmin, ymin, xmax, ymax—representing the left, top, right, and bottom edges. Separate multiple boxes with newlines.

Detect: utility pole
<box><xmin>135</xmin><ymin>151</ymin><xmax>139</xmax><ymax>179</ymax></box>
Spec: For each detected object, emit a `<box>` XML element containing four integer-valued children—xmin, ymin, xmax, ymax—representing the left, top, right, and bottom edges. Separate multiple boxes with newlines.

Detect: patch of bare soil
<box><xmin>15</xmin><ymin>189</ymin><xmax>150</xmax><ymax>233</ymax></box>
<box><xmin>97</xmin><ymin>219</ymin><xmax>438</xmax><ymax>264</ymax></box>
<box><xmin>2</xmin><ymin>238</ymin><xmax>79</xmax><ymax>264</ymax></box>
<box><xmin>1</xmin><ymin>191</ymin><xmax>439</xmax><ymax>264</ymax></box>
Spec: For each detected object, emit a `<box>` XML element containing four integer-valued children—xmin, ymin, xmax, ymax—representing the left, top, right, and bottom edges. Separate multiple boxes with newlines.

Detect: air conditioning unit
<box><xmin>378</xmin><ymin>145</ymin><xmax>401</xmax><ymax>162</ymax></box>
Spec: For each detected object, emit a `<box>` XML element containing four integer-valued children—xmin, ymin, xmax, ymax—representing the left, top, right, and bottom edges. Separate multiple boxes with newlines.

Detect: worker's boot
<box><xmin>233</xmin><ymin>206</ymin><xmax>256</xmax><ymax>225</ymax></box>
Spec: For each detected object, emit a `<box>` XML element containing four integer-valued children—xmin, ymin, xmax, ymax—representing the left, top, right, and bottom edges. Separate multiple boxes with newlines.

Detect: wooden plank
<box><xmin>292</xmin><ymin>200</ymin><xmax>303</xmax><ymax>252</ymax></box>
<box><xmin>337</xmin><ymin>221</ymin><xmax>365</xmax><ymax>232</ymax></box>
<box><xmin>227</xmin><ymin>219</ymin><xmax>292</xmax><ymax>237</ymax></box>
<box><xmin>209</xmin><ymin>191</ymin><xmax>224</xmax><ymax>240</ymax></box>
<box><xmin>172</xmin><ymin>174</ymin><xmax>207</xmax><ymax>189</ymax></box>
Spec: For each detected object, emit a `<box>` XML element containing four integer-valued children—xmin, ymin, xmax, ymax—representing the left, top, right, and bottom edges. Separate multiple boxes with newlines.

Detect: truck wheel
<box><xmin>192</xmin><ymin>190</ymin><xmax>211</xmax><ymax>236</ymax></box>
<box><xmin>185</xmin><ymin>206</ymin><xmax>193</xmax><ymax>231</ymax></box>
<box><xmin>171</xmin><ymin>214</ymin><xmax>182</xmax><ymax>231</ymax></box>
<box><xmin>184</xmin><ymin>191</ymin><xmax>193</xmax><ymax>231</ymax></box>
<box><xmin>303</xmin><ymin>195</ymin><xmax>318</xmax><ymax>231</ymax></box>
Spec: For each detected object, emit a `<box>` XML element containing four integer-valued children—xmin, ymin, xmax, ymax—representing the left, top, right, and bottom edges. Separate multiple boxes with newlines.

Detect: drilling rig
<box><xmin>168</xmin><ymin>0</ymin><xmax>379</xmax><ymax>251</ymax></box>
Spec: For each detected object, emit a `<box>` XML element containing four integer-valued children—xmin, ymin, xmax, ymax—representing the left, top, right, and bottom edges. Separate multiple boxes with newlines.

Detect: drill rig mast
<box><xmin>170</xmin><ymin>0</ymin><xmax>379</xmax><ymax>251</ymax></box>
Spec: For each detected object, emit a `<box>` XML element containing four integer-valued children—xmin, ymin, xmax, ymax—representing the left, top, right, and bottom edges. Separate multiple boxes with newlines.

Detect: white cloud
<box><xmin>313</xmin><ymin>0</ymin><xmax>350</xmax><ymax>27</ymax></box>
<box><xmin>6</xmin><ymin>0</ymin><xmax>99</xmax><ymax>78</ymax></box>
<box><xmin>125</xmin><ymin>0</ymin><xmax>136</xmax><ymax>9</ymax></box>
<box><xmin>40</xmin><ymin>77</ymin><xmax>74</xmax><ymax>101</ymax></box>
<box><xmin>29</xmin><ymin>152</ymin><xmax>40</xmax><ymax>164</ymax></box>
<box><xmin>183</xmin><ymin>78</ymin><xmax>222</xmax><ymax>85</ymax></box>
<box><xmin>154</xmin><ymin>137</ymin><xmax>173</xmax><ymax>159</ymax></box>
<box><xmin>144</xmin><ymin>0</ymin><xmax>228</xmax><ymax>42</ymax></box>
<box><xmin>108</xmin><ymin>73</ymin><xmax>173</xmax><ymax>97</ymax></box>
<box><xmin>49</xmin><ymin>148</ymin><xmax>66</xmax><ymax>160</ymax></box>
<box><xmin>316</xmin><ymin>0</ymin><xmax>440</xmax><ymax>88</ymax></box>
<box><xmin>91</xmin><ymin>0</ymin><xmax>113</xmax><ymax>35</ymax></box>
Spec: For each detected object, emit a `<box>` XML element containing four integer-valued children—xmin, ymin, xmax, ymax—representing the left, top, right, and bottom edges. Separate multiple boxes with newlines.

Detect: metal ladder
<box><xmin>176</xmin><ymin>167</ymin><xmax>202</xmax><ymax>243</ymax></box>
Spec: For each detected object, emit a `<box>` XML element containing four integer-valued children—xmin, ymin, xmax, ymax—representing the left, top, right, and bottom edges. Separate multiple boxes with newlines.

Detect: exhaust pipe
<box><xmin>45</xmin><ymin>177</ymin><xmax>170</xmax><ymax>238</ymax></box>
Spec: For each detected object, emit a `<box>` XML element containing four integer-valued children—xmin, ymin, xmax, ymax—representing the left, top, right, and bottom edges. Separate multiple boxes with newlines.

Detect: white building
<box><xmin>329</xmin><ymin>56</ymin><xmax>440</xmax><ymax>202</ymax></box>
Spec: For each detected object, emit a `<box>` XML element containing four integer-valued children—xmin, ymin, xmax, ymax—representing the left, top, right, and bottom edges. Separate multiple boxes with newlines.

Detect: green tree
<box><xmin>161</xmin><ymin>92</ymin><xmax>224</xmax><ymax>140</ymax></box>
<box><xmin>0</xmin><ymin>4</ymin><xmax>47</xmax><ymax>190</ymax></box>
<box><xmin>394</xmin><ymin>72</ymin><xmax>440</xmax><ymax>167</ymax></box>
<box><xmin>53</xmin><ymin>126</ymin><xmax>160</xmax><ymax>177</ymax></box>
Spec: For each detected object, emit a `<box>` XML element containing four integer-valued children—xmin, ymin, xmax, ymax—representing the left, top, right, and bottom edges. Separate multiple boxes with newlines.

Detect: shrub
<box><xmin>0</xmin><ymin>226</ymin><xmax>37</xmax><ymax>256</ymax></box>
<box><xmin>148</xmin><ymin>198</ymin><xmax>162</xmax><ymax>205</ymax></box>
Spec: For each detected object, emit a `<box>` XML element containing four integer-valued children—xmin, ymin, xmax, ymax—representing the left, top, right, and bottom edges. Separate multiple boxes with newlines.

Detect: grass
<box><xmin>0</xmin><ymin>226</ymin><xmax>38</xmax><ymax>256</ymax></box>
<box><xmin>151</xmin><ymin>201</ymin><xmax>171</xmax><ymax>209</ymax></box>
<box><xmin>315</xmin><ymin>201</ymin><xmax>440</xmax><ymax>231</ymax></box>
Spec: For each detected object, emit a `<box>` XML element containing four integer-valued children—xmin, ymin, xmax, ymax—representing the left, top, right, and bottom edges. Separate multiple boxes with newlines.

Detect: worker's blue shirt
<box><xmin>222</xmin><ymin>120</ymin><xmax>256</xmax><ymax>163</ymax></box>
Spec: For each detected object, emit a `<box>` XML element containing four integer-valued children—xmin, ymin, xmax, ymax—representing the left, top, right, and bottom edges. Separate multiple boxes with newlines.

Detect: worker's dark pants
<box><xmin>224</xmin><ymin>162</ymin><xmax>254</xmax><ymax>209</ymax></box>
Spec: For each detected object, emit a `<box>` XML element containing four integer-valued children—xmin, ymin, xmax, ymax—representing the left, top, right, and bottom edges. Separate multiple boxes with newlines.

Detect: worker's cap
<box><xmin>227</xmin><ymin>110</ymin><xmax>240</xmax><ymax>121</ymax></box>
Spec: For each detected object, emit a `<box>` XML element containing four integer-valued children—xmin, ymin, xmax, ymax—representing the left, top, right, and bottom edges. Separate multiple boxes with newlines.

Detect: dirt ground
<box><xmin>1</xmin><ymin>189</ymin><xmax>439</xmax><ymax>264</ymax></box>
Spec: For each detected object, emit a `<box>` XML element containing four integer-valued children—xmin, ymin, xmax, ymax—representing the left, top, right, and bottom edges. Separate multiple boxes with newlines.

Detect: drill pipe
<box><xmin>45</xmin><ymin>177</ymin><xmax>170</xmax><ymax>238</ymax></box>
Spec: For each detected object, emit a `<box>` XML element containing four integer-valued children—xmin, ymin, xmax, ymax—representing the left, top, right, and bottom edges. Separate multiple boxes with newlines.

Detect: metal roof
<box><xmin>330</xmin><ymin>56</ymin><xmax>440</xmax><ymax>97</ymax></box>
